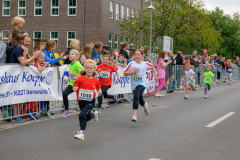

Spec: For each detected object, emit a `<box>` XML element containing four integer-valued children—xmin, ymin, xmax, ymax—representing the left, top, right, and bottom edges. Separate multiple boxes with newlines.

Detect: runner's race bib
<box><xmin>100</xmin><ymin>71</ymin><xmax>110</xmax><ymax>79</ymax></box>
<box><xmin>228</xmin><ymin>69</ymin><xmax>232</xmax><ymax>72</ymax></box>
<box><xmin>78</xmin><ymin>89</ymin><xmax>94</xmax><ymax>101</ymax></box>
<box><xmin>133</xmin><ymin>74</ymin><xmax>143</xmax><ymax>82</ymax></box>
<box><xmin>204</xmin><ymin>78</ymin><xmax>211</xmax><ymax>82</ymax></box>
<box><xmin>70</xmin><ymin>75</ymin><xmax>76</xmax><ymax>81</ymax></box>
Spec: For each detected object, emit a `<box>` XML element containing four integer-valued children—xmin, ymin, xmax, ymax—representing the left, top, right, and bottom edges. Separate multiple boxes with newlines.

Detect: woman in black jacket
<box><xmin>175</xmin><ymin>51</ymin><xmax>183</xmax><ymax>65</ymax></box>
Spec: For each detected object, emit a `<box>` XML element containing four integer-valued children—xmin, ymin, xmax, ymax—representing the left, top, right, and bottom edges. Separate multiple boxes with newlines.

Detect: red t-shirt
<box><xmin>96</xmin><ymin>64</ymin><xmax>117</xmax><ymax>87</ymax></box>
<box><xmin>73</xmin><ymin>75</ymin><xmax>101</xmax><ymax>101</ymax></box>
<box><xmin>34</xmin><ymin>61</ymin><xmax>45</xmax><ymax>68</ymax></box>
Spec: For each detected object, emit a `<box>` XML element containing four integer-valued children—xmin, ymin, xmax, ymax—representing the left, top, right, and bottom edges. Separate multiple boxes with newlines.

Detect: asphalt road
<box><xmin>1</xmin><ymin>82</ymin><xmax>240</xmax><ymax>160</ymax></box>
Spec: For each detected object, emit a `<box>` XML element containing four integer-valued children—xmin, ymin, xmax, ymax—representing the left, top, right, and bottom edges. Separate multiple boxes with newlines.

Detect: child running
<box><xmin>73</xmin><ymin>59</ymin><xmax>101</xmax><ymax>141</ymax></box>
<box><xmin>62</xmin><ymin>49</ymin><xmax>84</xmax><ymax>117</ymax></box>
<box><xmin>201</xmin><ymin>65</ymin><xmax>214</xmax><ymax>98</ymax></box>
<box><xmin>96</xmin><ymin>54</ymin><xmax>121</xmax><ymax>114</ymax></box>
<box><xmin>124</xmin><ymin>49</ymin><xmax>158</xmax><ymax>122</ymax></box>
<box><xmin>182</xmin><ymin>63</ymin><xmax>196</xmax><ymax>99</ymax></box>
<box><xmin>227</xmin><ymin>60</ymin><xmax>234</xmax><ymax>85</ymax></box>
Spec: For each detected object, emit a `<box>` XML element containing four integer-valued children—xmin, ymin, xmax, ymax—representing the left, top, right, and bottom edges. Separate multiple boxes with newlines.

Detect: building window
<box><xmin>120</xmin><ymin>35</ymin><xmax>124</xmax><ymax>49</ymax></box>
<box><xmin>116</xmin><ymin>3</ymin><xmax>119</xmax><ymax>20</ymax></box>
<box><xmin>109</xmin><ymin>1</ymin><xmax>113</xmax><ymax>19</ymax></box>
<box><xmin>2</xmin><ymin>0</ymin><xmax>10</xmax><ymax>16</ymax></box>
<box><xmin>2</xmin><ymin>30</ymin><xmax>9</xmax><ymax>42</ymax></box>
<box><xmin>109</xmin><ymin>33</ymin><xmax>112</xmax><ymax>48</ymax></box>
<box><xmin>33</xmin><ymin>31</ymin><xmax>42</xmax><ymax>39</ymax></box>
<box><xmin>126</xmin><ymin>7</ymin><xmax>130</xmax><ymax>20</ymax></box>
<box><xmin>115</xmin><ymin>34</ymin><xmax>118</xmax><ymax>51</ymax></box>
<box><xmin>34</xmin><ymin>0</ymin><xmax>42</xmax><ymax>16</ymax></box>
<box><xmin>131</xmin><ymin>9</ymin><xmax>134</xmax><ymax>18</ymax></box>
<box><xmin>51</xmin><ymin>0</ymin><xmax>59</xmax><ymax>16</ymax></box>
<box><xmin>68</xmin><ymin>0</ymin><xmax>77</xmax><ymax>16</ymax></box>
<box><xmin>130</xmin><ymin>39</ymin><xmax>133</xmax><ymax>49</ymax></box>
<box><xmin>126</xmin><ymin>36</ymin><xmax>129</xmax><ymax>42</ymax></box>
<box><xmin>121</xmin><ymin>5</ymin><xmax>125</xmax><ymax>21</ymax></box>
<box><xmin>67</xmin><ymin>31</ymin><xmax>76</xmax><ymax>47</ymax></box>
<box><xmin>50</xmin><ymin>31</ymin><xmax>58</xmax><ymax>46</ymax></box>
<box><xmin>18</xmin><ymin>0</ymin><xmax>26</xmax><ymax>16</ymax></box>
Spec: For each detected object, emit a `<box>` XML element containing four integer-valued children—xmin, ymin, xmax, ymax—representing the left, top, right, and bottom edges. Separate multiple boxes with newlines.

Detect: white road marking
<box><xmin>149</xmin><ymin>158</ymin><xmax>161</xmax><ymax>160</ymax></box>
<box><xmin>206</xmin><ymin>112</ymin><xmax>235</xmax><ymax>128</ymax></box>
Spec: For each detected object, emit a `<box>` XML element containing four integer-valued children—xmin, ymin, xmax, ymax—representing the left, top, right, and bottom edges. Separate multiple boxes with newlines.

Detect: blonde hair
<box><xmin>118</xmin><ymin>54</ymin><xmax>124</xmax><ymax>58</ymax></box>
<box><xmin>103</xmin><ymin>54</ymin><xmax>110</xmax><ymax>60</ymax></box>
<box><xmin>12</xmin><ymin>16</ymin><xmax>25</xmax><ymax>26</ymax></box>
<box><xmin>110</xmin><ymin>57</ymin><xmax>116</xmax><ymax>66</ymax></box>
<box><xmin>44</xmin><ymin>40</ymin><xmax>56</xmax><ymax>50</ymax></box>
<box><xmin>37</xmin><ymin>53</ymin><xmax>45</xmax><ymax>59</ymax></box>
<box><xmin>197</xmin><ymin>55</ymin><xmax>201</xmax><ymax>60</ymax></box>
<box><xmin>185</xmin><ymin>63</ymin><xmax>194</xmax><ymax>69</ymax></box>
<box><xmin>228</xmin><ymin>59</ymin><xmax>231</xmax><ymax>64</ymax></box>
<box><xmin>76</xmin><ymin>59</ymin><xmax>97</xmax><ymax>78</ymax></box>
<box><xmin>204</xmin><ymin>65</ymin><xmax>211</xmax><ymax>72</ymax></box>
<box><xmin>166</xmin><ymin>50</ymin><xmax>172</xmax><ymax>57</ymax></box>
<box><xmin>70</xmin><ymin>39</ymin><xmax>80</xmax><ymax>49</ymax></box>
<box><xmin>80</xmin><ymin>44</ymin><xmax>92</xmax><ymax>60</ymax></box>
<box><xmin>70</xmin><ymin>49</ymin><xmax>80</xmax><ymax>58</ymax></box>
<box><xmin>206</xmin><ymin>56</ymin><xmax>210</xmax><ymax>63</ymax></box>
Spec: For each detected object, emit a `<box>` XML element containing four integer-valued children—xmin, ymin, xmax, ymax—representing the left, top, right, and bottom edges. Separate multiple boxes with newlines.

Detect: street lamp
<box><xmin>148</xmin><ymin>1</ymin><xmax>155</xmax><ymax>60</ymax></box>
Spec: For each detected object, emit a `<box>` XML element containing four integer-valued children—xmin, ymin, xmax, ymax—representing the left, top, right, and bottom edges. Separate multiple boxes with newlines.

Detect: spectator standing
<box><xmin>143</xmin><ymin>48</ymin><xmax>152</xmax><ymax>63</ymax></box>
<box><xmin>5</xmin><ymin>34</ymin><xmax>13</xmax><ymax>63</ymax></box>
<box><xmin>0</xmin><ymin>34</ymin><xmax>6</xmax><ymax>63</ymax></box>
<box><xmin>119</xmin><ymin>41</ymin><xmax>130</xmax><ymax>64</ymax></box>
<box><xmin>192</xmin><ymin>51</ymin><xmax>198</xmax><ymax>61</ymax></box>
<box><xmin>235</xmin><ymin>57</ymin><xmax>240</xmax><ymax>66</ymax></box>
<box><xmin>91</xmin><ymin>42</ymin><xmax>103</xmax><ymax>65</ymax></box>
<box><xmin>175</xmin><ymin>51</ymin><xmax>183</xmax><ymax>65</ymax></box>
<box><xmin>79</xmin><ymin>44</ymin><xmax>92</xmax><ymax>65</ymax></box>
<box><xmin>64</xmin><ymin>39</ymin><xmax>81</xmax><ymax>64</ymax></box>
<box><xmin>201</xmin><ymin>53</ymin><xmax>206</xmax><ymax>64</ymax></box>
<box><xmin>11</xmin><ymin>36</ymin><xmax>41</xmax><ymax>122</ymax></box>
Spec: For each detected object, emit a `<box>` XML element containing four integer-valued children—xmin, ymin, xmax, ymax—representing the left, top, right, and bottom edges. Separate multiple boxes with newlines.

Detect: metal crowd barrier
<box><xmin>1</xmin><ymin>64</ymin><xmax>239</xmax><ymax>122</ymax></box>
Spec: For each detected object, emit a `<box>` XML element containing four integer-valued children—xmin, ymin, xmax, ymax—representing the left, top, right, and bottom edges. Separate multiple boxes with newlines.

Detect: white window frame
<box><xmin>67</xmin><ymin>31</ymin><xmax>76</xmax><ymax>47</ymax></box>
<box><xmin>51</xmin><ymin>0</ymin><xmax>59</xmax><ymax>16</ymax></box>
<box><xmin>50</xmin><ymin>31</ymin><xmax>58</xmax><ymax>46</ymax></box>
<box><xmin>18</xmin><ymin>0</ymin><xmax>26</xmax><ymax>16</ymax></box>
<box><xmin>109</xmin><ymin>1</ymin><xmax>113</xmax><ymax>19</ymax></box>
<box><xmin>121</xmin><ymin>5</ymin><xmax>125</xmax><ymax>21</ymax></box>
<box><xmin>2</xmin><ymin>0</ymin><xmax>10</xmax><ymax>16</ymax></box>
<box><xmin>34</xmin><ymin>0</ymin><xmax>42</xmax><ymax>16</ymax></box>
<box><xmin>120</xmin><ymin>35</ymin><xmax>124</xmax><ymax>49</ymax></box>
<box><xmin>131</xmin><ymin>8</ymin><xmax>134</xmax><ymax>18</ymax></box>
<box><xmin>2</xmin><ymin>30</ymin><xmax>10</xmax><ymax>42</ymax></box>
<box><xmin>115</xmin><ymin>34</ymin><xmax>118</xmax><ymax>51</ymax></box>
<box><xmin>126</xmin><ymin>36</ymin><xmax>129</xmax><ymax>42</ymax></box>
<box><xmin>116</xmin><ymin>3</ymin><xmax>119</xmax><ymax>20</ymax></box>
<box><xmin>33</xmin><ymin>31</ymin><xmax>42</xmax><ymax>39</ymax></box>
<box><xmin>126</xmin><ymin>7</ymin><xmax>130</xmax><ymax>20</ymax></box>
<box><xmin>109</xmin><ymin>33</ymin><xmax>112</xmax><ymax>48</ymax></box>
<box><xmin>68</xmin><ymin>0</ymin><xmax>77</xmax><ymax>16</ymax></box>
<box><xmin>130</xmin><ymin>39</ymin><xmax>133</xmax><ymax>49</ymax></box>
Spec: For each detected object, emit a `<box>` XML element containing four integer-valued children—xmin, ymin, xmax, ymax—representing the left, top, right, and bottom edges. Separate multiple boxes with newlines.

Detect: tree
<box><xmin>120</xmin><ymin>0</ymin><xmax>221</xmax><ymax>55</ymax></box>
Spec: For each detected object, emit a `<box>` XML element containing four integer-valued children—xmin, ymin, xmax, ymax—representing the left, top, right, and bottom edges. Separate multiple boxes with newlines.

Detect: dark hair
<box><xmin>94</xmin><ymin>41</ymin><xmax>103</xmax><ymax>49</ymax></box>
<box><xmin>135</xmin><ymin>49</ymin><xmax>144</xmax><ymax>56</ymax></box>
<box><xmin>122</xmin><ymin>41</ymin><xmax>129</xmax><ymax>49</ymax></box>
<box><xmin>144</xmin><ymin>48</ymin><xmax>149</xmax><ymax>54</ymax></box>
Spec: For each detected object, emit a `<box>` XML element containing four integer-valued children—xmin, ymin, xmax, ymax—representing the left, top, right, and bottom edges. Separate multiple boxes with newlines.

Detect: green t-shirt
<box><xmin>203</xmin><ymin>71</ymin><xmax>214</xmax><ymax>86</ymax></box>
<box><xmin>69</xmin><ymin>61</ymin><xmax>84</xmax><ymax>86</ymax></box>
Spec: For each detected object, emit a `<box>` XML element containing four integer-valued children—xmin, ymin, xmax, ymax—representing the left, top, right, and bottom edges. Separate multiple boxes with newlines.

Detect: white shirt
<box><xmin>185</xmin><ymin>69</ymin><xmax>195</xmax><ymax>80</ymax></box>
<box><xmin>125</xmin><ymin>61</ymin><xmax>153</xmax><ymax>90</ymax></box>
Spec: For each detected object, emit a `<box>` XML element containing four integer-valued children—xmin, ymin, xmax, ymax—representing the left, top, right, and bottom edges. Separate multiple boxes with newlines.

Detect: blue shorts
<box><xmin>228</xmin><ymin>73</ymin><xmax>232</xmax><ymax>78</ymax></box>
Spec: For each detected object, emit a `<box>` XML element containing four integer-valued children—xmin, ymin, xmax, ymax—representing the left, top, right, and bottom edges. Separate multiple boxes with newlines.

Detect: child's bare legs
<box><xmin>191</xmin><ymin>85</ymin><xmax>195</xmax><ymax>91</ymax></box>
<box><xmin>229</xmin><ymin>76</ymin><xmax>231</xmax><ymax>83</ymax></box>
<box><xmin>21</xmin><ymin>45</ymin><xmax>28</xmax><ymax>59</ymax></box>
<box><xmin>186</xmin><ymin>83</ymin><xmax>190</xmax><ymax>95</ymax></box>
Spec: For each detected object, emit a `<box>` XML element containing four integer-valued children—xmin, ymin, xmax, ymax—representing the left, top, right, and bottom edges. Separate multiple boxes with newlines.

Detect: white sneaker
<box><xmin>94</xmin><ymin>111</ymin><xmax>99</xmax><ymax>122</ymax></box>
<box><xmin>204</xmin><ymin>95</ymin><xmax>207</xmax><ymax>99</ymax></box>
<box><xmin>74</xmin><ymin>131</ymin><xmax>84</xmax><ymax>141</ymax></box>
<box><xmin>131</xmin><ymin>115</ymin><xmax>137</xmax><ymax>122</ymax></box>
<box><xmin>184</xmin><ymin>95</ymin><xmax>189</xmax><ymax>99</ymax></box>
<box><xmin>144</xmin><ymin>102</ymin><xmax>149</xmax><ymax>115</ymax></box>
<box><xmin>158</xmin><ymin>92</ymin><xmax>164</xmax><ymax>97</ymax></box>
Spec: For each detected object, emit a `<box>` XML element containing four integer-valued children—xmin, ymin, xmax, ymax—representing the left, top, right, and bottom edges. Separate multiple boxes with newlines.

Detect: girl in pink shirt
<box><xmin>155</xmin><ymin>50</ymin><xmax>172</xmax><ymax>97</ymax></box>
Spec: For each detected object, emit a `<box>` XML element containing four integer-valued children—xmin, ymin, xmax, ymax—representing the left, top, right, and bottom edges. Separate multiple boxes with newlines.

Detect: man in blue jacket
<box><xmin>91</xmin><ymin>41</ymin><xmax>103</xmax><ymax>65</ymax></box>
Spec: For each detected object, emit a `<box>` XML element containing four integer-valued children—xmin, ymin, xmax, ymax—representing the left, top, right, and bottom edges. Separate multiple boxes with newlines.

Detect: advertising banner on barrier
<box><xmin>144</xmin><ymin>69</ymin><xmax>158</xmax><ymax>96</ymax></box>
<box><xmin>0</xmin><ymin>65</ymin><xmax>58</xmax><ymax>106</ymax></box>
<box><xmin>58</xmin><ymin>65</ymin><xmax>132</xmax><ymax>100</ymax></box>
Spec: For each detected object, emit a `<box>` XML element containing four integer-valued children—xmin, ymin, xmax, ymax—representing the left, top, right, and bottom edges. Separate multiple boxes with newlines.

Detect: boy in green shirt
<box><xmin>62</xmin><ymin>49</ymin><xmax>84</xmax><ymax>117</ymax></box>
<box><xmin>201</xmin><ymin>65</ymin><xmax>214</xmax><ymax>99</ymax></box>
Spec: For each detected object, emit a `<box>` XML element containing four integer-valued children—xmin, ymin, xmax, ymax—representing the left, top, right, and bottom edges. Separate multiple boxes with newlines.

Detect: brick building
<box><xmin>0</xmin><ymin>0</ymin><xmax>140</xmax><ymax>51</ymax></box>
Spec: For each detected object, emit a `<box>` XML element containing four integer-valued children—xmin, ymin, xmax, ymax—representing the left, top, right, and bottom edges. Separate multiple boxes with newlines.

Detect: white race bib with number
<box><xmin>204</xmin><ymin>78</ymin><xmax>211</xmax><ymax>82</ymax></box>
<box><xmin>228</xmin><ymin>69</ymin><xmax>232</xmax><ymax>72</ymax></box>
<box><xmin>133</xmin><ymin>74</ymin><xmax>143</xmax><ymax>82</ymax></box>
<box><xmin>70</xmin><ymin>75</ymin><xmax>76</xmax><ymax>81</ymax></box>
<box><xmin>78</xmin><ymin>89</ymin><xmax>94</xmax><ymax>101</ymax></box>
<box><xmin>100</xmin><ymin>71</ymin><xmax>110</xmax><ymax>79</ymax></box>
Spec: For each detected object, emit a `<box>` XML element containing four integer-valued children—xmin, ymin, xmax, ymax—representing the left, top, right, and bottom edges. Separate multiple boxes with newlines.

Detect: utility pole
<box><xmin>139</xmin><ymin>0</ymin><xmax>143</xmax><ymax>47</ymax></box>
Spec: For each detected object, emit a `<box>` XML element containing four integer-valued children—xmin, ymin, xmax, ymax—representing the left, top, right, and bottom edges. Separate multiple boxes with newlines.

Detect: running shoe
<box><xmin>62</xmin><ymin>110</ymin><xmax>70</xmax><ymax>117</ymax></box>
<box><xmin>96</xmin><ymin>108</ymin><xmax>101</xmax><ymax>114</ymax></box>
<box><xmin>184</xmin><ymin>95</ymin><xmax>189</xmax><ymax>99</ymax></box>
<box><xmin>204</xmin><ymin>95</ymin><xmax>207</xmax><ymax>99</ymax></box>
<box><xmin>12</xmin><ymin>117</ymin><xmax>26</xmax><ymax>123</ymax></box>
<box><xmin>94</xmin><ymin>111</ymin><xmax>99</xmax><ymax>122</ymax></box>
<box><xmin>131</xmin><ymin>115</ymin><xmax>137</xmax><ymax>122</ymax></box>
<box><xmin>114</xmin><ymin>95</ymin><xmax>118</xmax><ymax>103</ymax></box>
<box><xmin>74</xmin><ymin>131</ymin><xmax>84</xmax><ymax>141</ymax></box>
<box><xmin>144</xmin><ymin>102</ymin><xmax>149</xmax><ymax>115</ymax></box>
